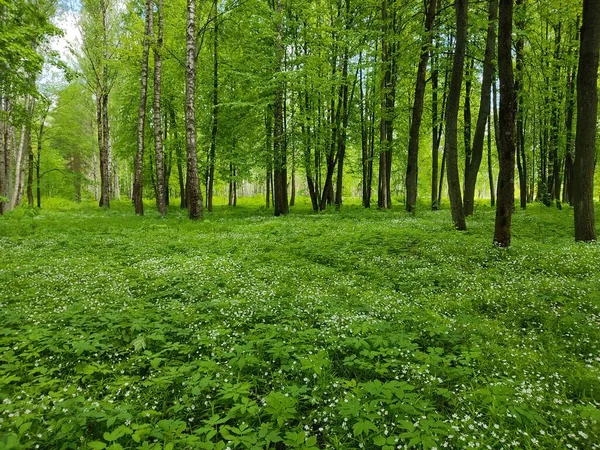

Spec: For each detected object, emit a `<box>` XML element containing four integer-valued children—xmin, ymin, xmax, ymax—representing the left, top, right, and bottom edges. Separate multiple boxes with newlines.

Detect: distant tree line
<box><xmin>1</xmin><ymin>0</ymin><xmax>599</xmax><ymax>244</ymax></box>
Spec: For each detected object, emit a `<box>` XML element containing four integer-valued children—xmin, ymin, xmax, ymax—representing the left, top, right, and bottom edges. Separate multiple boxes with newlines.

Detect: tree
<box><xmin>405</xmin><ymin>0</ymin><xmax>436</xmax><ymax>212</ymax></box>
<box><xmin>444</xmin><ymin>0</ymin><xmax>467</xmax><ymax>230</ymax></box>
<box><xmin>573</xmin><ymin>0</ymin><xmax>600</xmax><ymax>242</ymax></box>
<box><xmin>185</xmin><ymin>0</ymin><xmax>204</xmax><ymax>220</ymax></box>
<box><xmin>463</xmin><ymin>0</ymin><xmax>497</xmax><ymax>216</ymax></box>
<box><xmin>79</xmin><ymin>0</ymin><xmax>119</xmax><ymax>208</ymax></box>
<box><xmin>206</xmin><ymin>0</ymin><xmax>218</xmax><ymax>213</ymax></box>
<box><xmin>377</xmin><ymin>0</ymin><xmax>397</xmax><ymax>210</ymax></box>
<box><xmin>272</xmin><ymin>0</ymin><xmax>288</xmax><ymax>217</ymax></box>
<box><xmin>494</xmin><ymin>0</ymin><xmax>517</xmax><ymax>247</ymax></box>
<box><xmin>133</xmin><ymin>0</ymin><xmax>153</xmax><ymax>216</ymax></box>
<box><xmin>153</xmin><ymin>0</ymin><xmax>167</xmax><ymax>216</ymax></box>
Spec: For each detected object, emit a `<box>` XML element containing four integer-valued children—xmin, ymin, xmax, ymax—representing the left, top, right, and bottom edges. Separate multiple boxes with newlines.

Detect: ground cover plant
<box><xmin>0</xmin><ymin>200</ymin><xmax>599</xmax><ymax>449</ymax></box>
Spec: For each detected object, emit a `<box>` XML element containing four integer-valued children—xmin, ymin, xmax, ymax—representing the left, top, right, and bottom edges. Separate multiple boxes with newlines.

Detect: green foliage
<box><xmin>0</xmin><ymin>201</ymin><xmax>599</xmax><ymax>449</ymax></box>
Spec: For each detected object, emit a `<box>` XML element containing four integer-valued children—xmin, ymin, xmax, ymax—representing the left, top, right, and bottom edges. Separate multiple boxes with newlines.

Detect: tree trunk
<box><xmin>153</xmin><ymin>0</ymin><xmax>166</xmax><ymax>216</ymax></box>
<box><xmin>27</xmin><ymin>140</ymin><xmax>33</xmax><ymax>207</ymax></box>
<box><xmin>463</xmin><ymin>0</ymin><xmax>497</xmax><ymax>216</ymax></box>
<box><xmin>515</xmin><ymin>0</ymin><xmax>527</xmax><ymax>210</ymax></box>
<box><xmin>573</xmin><ymin>0</ymin><xmax>600</xmax><ymax>242</ymax></box>
<box><xmin>185</xmin><ymin>0</ymin><xmax>203</xmax><ymax>220</ymax></box>
<box><xmin>550</xmin><ymin>22</ymin><xmax>562</xmax><ymax>208</ymax></box>
<box><xmin>133</xmin><ymin>0</ymin><xmax>153</xmax><ymax>215</ymax></box>
<box><xmin>36</xmin><ymin>125</ymin><xmax>41</xmax><ymax>208</ymax></box>
<box><xmin>169</xmin><ymin>107</ymin><xmax>186</xmax><ymax>208</ymax></box>
<box><xmin>0</xmin><ymin>98</ymin><xmax>6</xmax><ymax>214</ymax></box>
<box><xmin>98</xmin><ymin>91</ymin><xmax>111</xmax><ymax>208</ymax></box>
<box><xmin>378</xmin><ymin>0</ymin><xmax>395</xmax><ymax>209</ymax></box>
<box><xmin>273</xmin><ymin>0</ymin><xmax>288</xmax><ymax>217</ymax></box>
<box><xmin>10</xmin><ymin>95</ymin><xmax>31</xmax><ymax>210</ymax></box>
<box><xmin>494</xmin><ymin>0</ymin><xmax>517</xmax><ymax>247</ymax></box>
<box><xmin>207</xmin><ymin>1</ymin><xmax>218</xmax><ymax>213</ymax></box>
<box><xmin>405</xmin><ymin>0</ymin><xmax>436</xmax><ymax>212</ymax></box>
<box><xmin>487</xmin><ymin>114</ymin><xmax>495</xmax><ymax>207</ymax></box>
<box><xmin>335</xmin><ymin>18</ymin><xmax>351</xmax><ymax>210</ymax></box>
<box><xmin>444</xmin><ymin>0</ymin><xmax>467</xmax><ymax>230</ymax></box>
<box><xmin>265</xmin><ymin>105</ymin><xmax>273</xmax><ymax>208</ymax></box>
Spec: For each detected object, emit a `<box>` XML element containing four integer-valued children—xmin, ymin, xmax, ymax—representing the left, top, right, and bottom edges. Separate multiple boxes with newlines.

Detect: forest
<box><xmin>1</xmin><ymin>0</ymin><xmax>600</xmax><ymax>449</ymax></box>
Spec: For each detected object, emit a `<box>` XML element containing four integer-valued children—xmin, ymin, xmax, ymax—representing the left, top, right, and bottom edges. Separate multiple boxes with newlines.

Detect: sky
<box><xmin>40</xmin><ymin>4</ymin><xmax>82</xmax><ymax>90</ymax></box>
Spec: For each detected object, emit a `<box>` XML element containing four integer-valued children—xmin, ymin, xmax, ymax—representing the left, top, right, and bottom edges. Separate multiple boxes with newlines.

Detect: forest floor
<box><xmin>0</xmin><ymin>198</ymin><xmax>599</xmax><ymax>450</ymax></box>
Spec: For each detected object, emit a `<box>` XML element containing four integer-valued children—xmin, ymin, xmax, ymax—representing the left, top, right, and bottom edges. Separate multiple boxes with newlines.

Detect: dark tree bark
<box><xmin>444</xmin><ymin>0</ymin><xmax>467</xmax><ymax>230</ymax></box>
<box><xmin>228</xmin><ymin>161</ymin><xmax>237</xmax><ymax>206</ymax></box>
<box><xmin>360</xmin><ymin>60</ymin><xmax>369</xmax><ymax>208</ymax></box>
<box><xmin>378</xmin><ymin>0</ymin><xmax>396</xmax><ymax>209</ymax></box>
<box><xmin>494</xmin><ymin>0</ymin><xmax>517</xmax><ymax>247</ymax></box>
<box><xmin>153</xmin><ymin>0</ymin><xmax>166</xmax><ymax>216</ymax></box>
<box><xmin>515</xmin><ymin>0</ymin><xmax>527</xmax><ymax>210</ymax></box>
<box><xmin>405</xmin><ymin>0</ymin><xmax>436</xmax><ymax>212</ymax></box>
<box><xmin>273</xmin><ymin>0</ymin><xmax>288</xmax><ymax>216</ymax></box>
<box><xmin>185</xmin><ymin>0</ymin><xmax>203</xmax><ymax>220</ymax></box>
<box><xmin>573</xmin><ymin>0</ymin><xmax>600</xmax><ymax>242</ymax></box>
<box><xmin>206</xmin><ymin>0</ymin><xmax>218</xmax><ymax>213</ymax></box>
<box><xmin>463</xmin><ymin>0</ymin><xmax>497</xmax><ymax>216</ymax></box>
<box><xmin>360</xmin><ymin>52</ymin><xmax>374</xmax><ymax>209</ymax></box>
<box><xmin>97</xmin><ymin>0</ymin><xmax>111</xmax><ymax>209</ymax></box>
<box><xmin>133</xmin><ymin>0</ymin><xmax>153</xmax><ymax>215</ymax></box>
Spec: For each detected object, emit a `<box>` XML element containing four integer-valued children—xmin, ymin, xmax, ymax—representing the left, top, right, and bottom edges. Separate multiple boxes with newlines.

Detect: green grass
<box><xmin>0</xmin><ymin>199</ymin><xmax>599</xmax><ymax>450</ymax></box>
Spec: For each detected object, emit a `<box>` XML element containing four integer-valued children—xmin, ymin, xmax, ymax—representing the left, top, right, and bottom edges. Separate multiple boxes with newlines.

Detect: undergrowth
<box><xmin>0</xmin><ymin>199</ymin><xmax>599</xmax><ymax>449</ymax></box>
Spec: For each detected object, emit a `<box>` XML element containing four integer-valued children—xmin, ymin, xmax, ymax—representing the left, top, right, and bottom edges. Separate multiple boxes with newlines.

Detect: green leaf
<box><xmin>88</xmin><ymin>442</ymin><xmax>107</xmax><ymax>450</ymax></box>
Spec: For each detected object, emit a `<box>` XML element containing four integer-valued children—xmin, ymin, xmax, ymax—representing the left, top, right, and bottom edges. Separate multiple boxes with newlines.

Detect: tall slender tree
<box><xmin>463</xmin><ymin>0</ymin><xmax>497</xmax><ymax>216</ymax></box>
<box><xmin>494</xmin><ymin>0</ymin><xmax>517</xmax><ymax>247</ymax></box>
<box><xmin>153</xmin><ymin>0</ymin><xmax>166</xmax><ymax>216</ymax></box>
<box><xmin>378</xmin><ymin>0</ymin><xmax>396</xmax><ymax>209</ymax></box>
<box><xmin>206</xmin><ymin>0</ymin><xmax>218</xmax><ymax>213</ymax></box>
<box><xmin>185</xmin><ymin>0</ymin><xmax>203</xmax><ymax>220</ymax></box>
<box><xmin>273</xmin><ymin>0</ymin><xmax>289</xmax><ymax>216</ymax></box>
<box><xmin>133</xmin><ymin>0</ymin><xmax>153</xmax><ymax>215</ymax></box>
<box><xmin>444</xmin><ymin>0</ymin><xmax>467</xmax><ymax>230</ymax></box>
<box><xmin>405</xmin><ymin>0</ymin><xmax>436</xmax><ymax>212</ymax></box>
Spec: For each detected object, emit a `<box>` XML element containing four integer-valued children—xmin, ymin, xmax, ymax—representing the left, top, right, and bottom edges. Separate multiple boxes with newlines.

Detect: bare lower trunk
<box><xmin>494</xmin><ymin>0</ymin><xmax>517</xmax><ymax>247</ymax></box>
<box><xmin>444</xmin><ymin>0</ymin><xmax>467</xmax><ymax>230</ymax></box>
